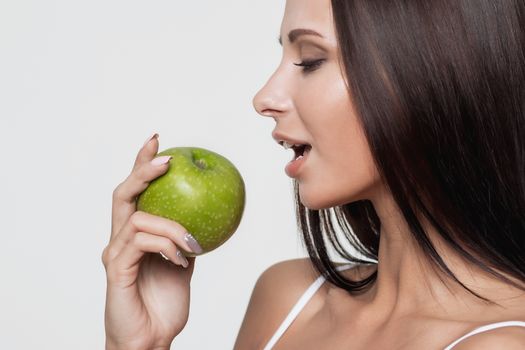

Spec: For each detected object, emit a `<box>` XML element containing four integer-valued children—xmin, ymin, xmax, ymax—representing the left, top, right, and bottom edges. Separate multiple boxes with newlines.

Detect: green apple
<box><xmin>136</xmin><ymin>146</ymin><xmax>245</xmax><ymax>257</ymax></box>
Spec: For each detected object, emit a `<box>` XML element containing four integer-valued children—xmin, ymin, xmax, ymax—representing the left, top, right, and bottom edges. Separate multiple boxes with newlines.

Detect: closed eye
<box><xmin>293</xmin><ymin>59</ymin><xmax>325</xmax><ymax>73</ymax></box>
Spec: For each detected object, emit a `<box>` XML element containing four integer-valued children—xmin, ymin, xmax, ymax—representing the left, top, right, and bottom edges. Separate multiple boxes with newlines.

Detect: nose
<box><xmin>252</xmin><ymin>68</ymin><xmax>291</xmax><ymax>120</ymax></box>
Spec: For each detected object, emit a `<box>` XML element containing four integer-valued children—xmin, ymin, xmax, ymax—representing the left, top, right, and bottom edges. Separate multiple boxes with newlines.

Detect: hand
<box><xmin>102</xmin><ymin>134</ymin><xmax>199</xmax><ymax>350</ymax></box>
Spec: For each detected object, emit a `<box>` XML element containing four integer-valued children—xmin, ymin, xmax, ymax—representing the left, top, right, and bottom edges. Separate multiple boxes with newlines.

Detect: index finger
<box><xmin>110</xmin><ymin>133</ymin><xmax>162</xmax><ymax>241</ymax></box>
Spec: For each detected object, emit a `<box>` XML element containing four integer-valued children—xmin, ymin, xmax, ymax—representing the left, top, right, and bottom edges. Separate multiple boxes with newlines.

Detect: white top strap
<box><xmin>262</xmin><ymin>263</ymin><xmax>357</xmax><ymax>350</ymax></box>
<box><xmin>443</xmin><ymin>321</ymin><xmax>525</xmax><ymax>350</ymax></box>
<box><xmin>262</xmin><ymin>263</ymin><xmax>524</xmax><ymax>350</ymax></box>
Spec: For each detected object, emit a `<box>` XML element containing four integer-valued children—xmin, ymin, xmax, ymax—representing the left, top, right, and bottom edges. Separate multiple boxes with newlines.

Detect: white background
<box><xmin>0</xmin><ymin>0</ymin><xmax>318</xmax><ymax>348</ymax></box>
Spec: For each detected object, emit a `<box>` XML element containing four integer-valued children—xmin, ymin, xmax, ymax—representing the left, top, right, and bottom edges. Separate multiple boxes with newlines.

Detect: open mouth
<box><xmin>284</xmin><ymin>143</ymin><xmax>312</xmax><ymax>177</ymax></box>
<box><xmin>292</xmin><ymin>144</ymin><xmax>312</xmax><ymax>160</ymax></box>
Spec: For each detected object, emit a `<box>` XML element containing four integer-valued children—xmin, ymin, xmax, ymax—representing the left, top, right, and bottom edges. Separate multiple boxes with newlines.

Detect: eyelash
<box><xmin>293</xmin><ymin>59</ymin><xmax>325</xmax><ymax>73</ymax></box>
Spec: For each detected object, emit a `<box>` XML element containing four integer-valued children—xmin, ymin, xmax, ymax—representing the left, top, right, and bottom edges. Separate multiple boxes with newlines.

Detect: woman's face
<box><xmin>253</xmin><ymin>0</ymin><xmax>379</xmax><ymax>210</ymax></box>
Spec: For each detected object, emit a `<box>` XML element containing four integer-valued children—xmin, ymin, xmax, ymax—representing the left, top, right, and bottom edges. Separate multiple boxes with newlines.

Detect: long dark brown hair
<box><xmin>295</xmin><ymin>0</ymin><xmax>525</xmax><ymax>303</ymax></box>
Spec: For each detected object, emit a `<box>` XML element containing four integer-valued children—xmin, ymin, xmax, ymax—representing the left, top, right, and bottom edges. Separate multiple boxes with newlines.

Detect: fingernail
<box><xmin>176</xmin><ymin>250</ymin><xmax>189</xmax><ymax>268</ymax></box>
<box><xmin>143</xmin><ymin>133</ymin><xmax>159</xmax><ymax>147</ymax></box>
<box><xmin>151</xmin><ymin>155</ymin><xmax>172</xmax><ymax>166</ymax></box>
<box><xmin>159</xmin><ymin>251</ymin><xmax>170</xmax><ymax>261</ymax></box>
<box><xmin>184</xmin><ymin>232</ymin><xmax>203</xmax><ymax>254</ymax></box>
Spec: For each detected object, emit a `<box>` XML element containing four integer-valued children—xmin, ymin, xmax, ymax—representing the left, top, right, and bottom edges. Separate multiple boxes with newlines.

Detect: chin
<box><xmin>299</xmin><ymin>188</ymin><xmax>339</xmax><ymax>210</ymax></box>
<box><xmin>298</xmin><ymin>184</ymin><xmax>370</xmax><ymax>211</ymax></box>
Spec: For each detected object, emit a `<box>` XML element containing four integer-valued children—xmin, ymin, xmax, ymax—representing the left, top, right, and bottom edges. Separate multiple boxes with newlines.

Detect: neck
<box><xmin>343</xmin><ymin>187</ymin><xmax>525</xmax><ymax>325</ymax></box>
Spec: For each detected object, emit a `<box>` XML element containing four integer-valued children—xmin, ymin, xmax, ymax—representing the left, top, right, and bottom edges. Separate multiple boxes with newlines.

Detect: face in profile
<box><xmin>252</xmin><ymin>0</ymin><xmax>380</xmax><ymax>210</ymax></box>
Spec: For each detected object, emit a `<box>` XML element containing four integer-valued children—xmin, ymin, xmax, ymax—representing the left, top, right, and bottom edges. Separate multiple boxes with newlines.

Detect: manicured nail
<box><xmin>143</xmin><ymin>133</ymin><xmax>159</xmax><ymax>147</ymax></box>
<box><xmin>159</xmin><ymin>251</ymin><xmax>170</xmax><ymax>261</ymax></box>
<box><xmin>176</xmin><ymin>250</ymin><xmax>189</xmax><ymax>268</ymax></box>
<box><xmin>151</xmin><ymin>155</ymin><xmax>172</xmax><ymax>166</ymax></box>
<box><xmin>184</xmin><ymin>232</ymin><xmax>203</xmax><ymax>254</ymax></box>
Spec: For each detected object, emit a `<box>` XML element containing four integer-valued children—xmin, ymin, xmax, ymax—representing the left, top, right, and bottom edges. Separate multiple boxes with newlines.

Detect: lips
<box><xmin>272</xmin><ymin>130</ymin><xmax>311</xmax><ymax>148</ymax></box>
<box><xmin>284</xmin><ymin>143</ymin><xmax>311</xmax><ymax>178</ymax></box>
<box><xmin>271</xmin><ymin>129</ymin><xmax>313</xmax><ymax>173</ymax></box>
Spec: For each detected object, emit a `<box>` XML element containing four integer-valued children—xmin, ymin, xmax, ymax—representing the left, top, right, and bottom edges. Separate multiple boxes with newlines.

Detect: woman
<box><xmin>102</xmin><ymin>0</ymin><xmax>525</xmax><ymax>349</ymax></box>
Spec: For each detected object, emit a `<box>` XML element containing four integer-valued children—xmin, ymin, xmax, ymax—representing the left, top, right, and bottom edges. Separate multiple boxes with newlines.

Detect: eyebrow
<box><xmin>278</xmin><ymin>28</ymin><xmax>324</xmax><ymax>46</ymax></box>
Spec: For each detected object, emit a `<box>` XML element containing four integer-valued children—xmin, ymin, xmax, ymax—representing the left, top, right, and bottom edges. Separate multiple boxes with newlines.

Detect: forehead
<box><xmin>281</xmin><ymin>0</ymin><xmax>336</xmax><ymax>43</ymax></box>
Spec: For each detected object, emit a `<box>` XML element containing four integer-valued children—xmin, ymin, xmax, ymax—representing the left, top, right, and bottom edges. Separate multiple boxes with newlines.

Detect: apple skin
<box><xmin>136</xmin><ymin>147</ymin><xmax>245</xmax><ymax>257</ymax></box>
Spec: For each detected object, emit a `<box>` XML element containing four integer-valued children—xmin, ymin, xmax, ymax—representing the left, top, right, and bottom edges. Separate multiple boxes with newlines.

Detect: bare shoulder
<box><xmin>452</xmin><ymin>325</ymin><xmax>525</xmax><ymax>350</ymax></box>
<box><xmin>233</xmin><ymin>258</ymin><xmax>325</xmax><ymax>350</ymax></box>
<box><xmin>233</xmin><ymin>258</ymin><xmax>369</xmax><ymax>349</ymax></box>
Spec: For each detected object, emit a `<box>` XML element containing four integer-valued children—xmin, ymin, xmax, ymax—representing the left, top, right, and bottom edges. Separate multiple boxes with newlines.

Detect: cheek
<box><xmin>300</xmin><ymin>137</ymin><xmax>379</xmax><ymax>210</ymax></box>
<box><xmin>299</xmin><ymin>79</ymin><xmax>380</xmax><ymax>209</ymax></box>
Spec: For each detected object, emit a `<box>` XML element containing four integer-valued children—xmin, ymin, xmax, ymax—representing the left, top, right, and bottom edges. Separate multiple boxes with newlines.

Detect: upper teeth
<box><xmin>282</xmin><ymin>141</ymin><xmax>301</xmax><ymax>149</ymax></box>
